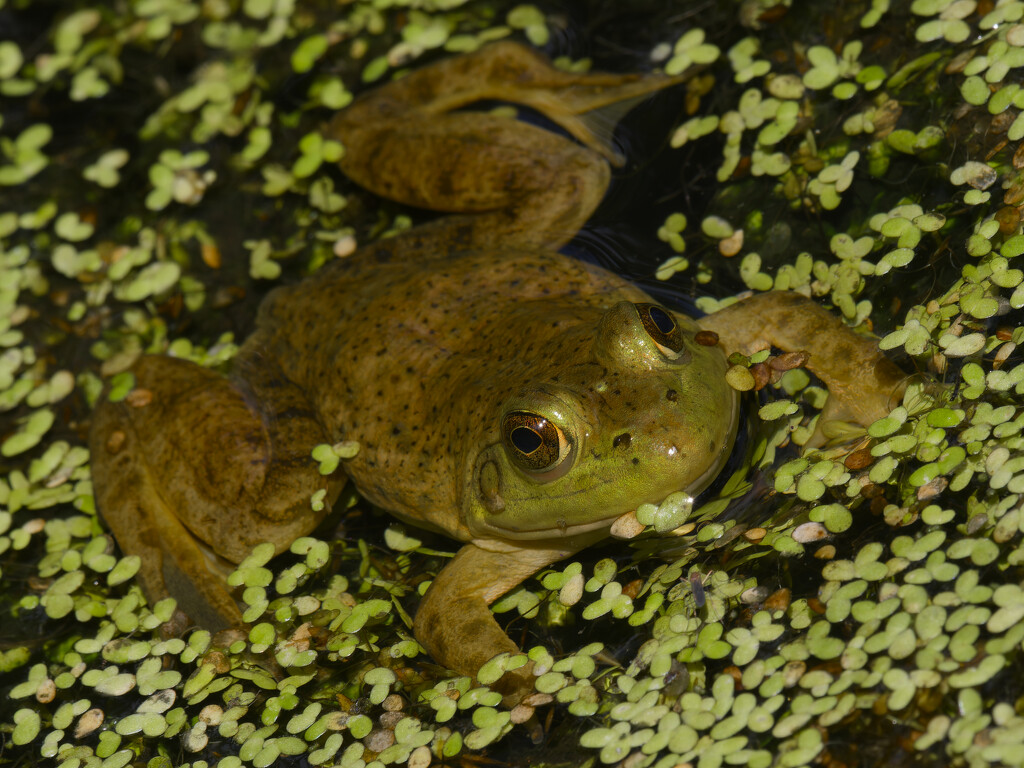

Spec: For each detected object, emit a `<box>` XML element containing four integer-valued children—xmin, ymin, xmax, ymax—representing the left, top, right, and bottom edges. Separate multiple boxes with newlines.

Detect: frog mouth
<box><xmin>487</xmin><ymin>490</ymin><xmax>629</xmax><ymax>541</ymax></box>
<box><xmin>475</xmin><ymin>441</ymin><xmax>734</xmax><ymax>541</ymax></box>
<box><xmin>487</xmin><ymin>488</ymin><xmax>694</xmax><ymax>542</ymax></box>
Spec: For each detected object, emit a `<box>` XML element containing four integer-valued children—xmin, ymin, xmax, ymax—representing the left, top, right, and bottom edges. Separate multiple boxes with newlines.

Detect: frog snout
<box><xmin>612</xmin><ymin>426</ymin><xmax>685</xmax><ymax>459</ymax></box>
<box><xmin>605</xmin><ymin>393</ymin><xmax>721</xmax><ymax>470</ymax></box>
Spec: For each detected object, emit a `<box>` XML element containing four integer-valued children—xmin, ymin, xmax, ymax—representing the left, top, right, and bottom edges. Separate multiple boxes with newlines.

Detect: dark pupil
<box><xmin>511</xmin><ymin>426</ymin><xmax>543</xmax><ymax>455</ymax></box>
<box><xmin>649</xmin><ymin>306</ymin><xmax>676</xmax><ymax>335</ymax></box>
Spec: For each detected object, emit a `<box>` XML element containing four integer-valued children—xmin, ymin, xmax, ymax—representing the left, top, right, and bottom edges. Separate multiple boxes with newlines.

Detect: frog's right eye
<box><xmin>636</xmin><ymin>303</ymin><xmax>685</xmax><ymax>359</ymax></box>
<box><xmin>501</xmin><ymin>411</ymin><xmax>573</xmax><ymax>478</ymax></box>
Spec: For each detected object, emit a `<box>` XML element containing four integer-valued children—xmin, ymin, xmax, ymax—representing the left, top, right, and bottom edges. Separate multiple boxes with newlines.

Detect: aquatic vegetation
<box><xmin>3</xmin><ymin>1</ymin><xmax>1024</xmax><ymax>767</ymax></box>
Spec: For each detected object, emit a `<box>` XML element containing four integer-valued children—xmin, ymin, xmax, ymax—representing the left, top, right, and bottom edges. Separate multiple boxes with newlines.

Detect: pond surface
<box><xmin>1</xmin><ymin>1</ymin><xmax>1023</xmax><ymax>767</ymax></box>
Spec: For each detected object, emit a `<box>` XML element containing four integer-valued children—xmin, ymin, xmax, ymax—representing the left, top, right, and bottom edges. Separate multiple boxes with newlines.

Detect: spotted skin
<box><xmin>89</xmin><ymin>42</ymin><xmax>904</xmax><ymax>705</ymax></box>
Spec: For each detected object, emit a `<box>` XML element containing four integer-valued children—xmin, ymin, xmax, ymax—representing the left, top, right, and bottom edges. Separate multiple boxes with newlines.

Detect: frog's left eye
<box><xmin>501</xmin><ymin>411</ymin><xmax>573</xmax><ymax>479</ymax></box>
<box><xmin>636</xmin><ymin>303</ymin><xmax>685</xmax><ymax>358</ymax></box>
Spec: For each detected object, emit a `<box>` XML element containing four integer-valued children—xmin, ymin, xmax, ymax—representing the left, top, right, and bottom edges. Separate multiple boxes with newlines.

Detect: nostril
<box><xmin>613</xmin><ymin>433</ymin><xmax>632</xmax><ymax>449</ymax></box>
<box><xmin>666</xmin><ymin>389</ymin><xmax>678</xmax><ymax>402</ymax></box>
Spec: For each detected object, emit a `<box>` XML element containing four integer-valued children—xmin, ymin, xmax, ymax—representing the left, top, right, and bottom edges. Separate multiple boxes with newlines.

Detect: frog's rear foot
<box><xmin>328</xmin><ymin>41</ymin><xmax>689</xmax><ymax>253</ymax></box>
<box><xmin>89</xmin><ymin>355</ymin><xmax>338</xmax><ymax>628</ymax></box>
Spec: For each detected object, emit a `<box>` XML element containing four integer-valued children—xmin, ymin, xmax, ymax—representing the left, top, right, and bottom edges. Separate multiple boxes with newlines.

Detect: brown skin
<box><xmin>89</xmin><ymin>42</ymin><xmax>904</xmax><ymax>704</ymax></box>
<box><xmin>698</xmin><ymin>291</ymin><xmax>907</xmax><ymax>445</ymax></box>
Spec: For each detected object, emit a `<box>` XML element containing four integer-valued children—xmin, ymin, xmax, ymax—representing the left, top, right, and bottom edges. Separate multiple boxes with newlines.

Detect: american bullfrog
<box><xmin>89</xmin><ymin>42</ymin><xmax>905</xmax><ymax>703</ymax></box>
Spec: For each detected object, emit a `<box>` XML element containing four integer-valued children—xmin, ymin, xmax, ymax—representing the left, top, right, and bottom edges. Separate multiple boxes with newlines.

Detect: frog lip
<box><xmin>482</xmin><ymin>512</ymin><xmax>628</xmax><ymax>541</ymax></box>
<box><xmin>483</xmin><ymin>484</ymin><xmax>694</xmax><ymax>541</ymax></box>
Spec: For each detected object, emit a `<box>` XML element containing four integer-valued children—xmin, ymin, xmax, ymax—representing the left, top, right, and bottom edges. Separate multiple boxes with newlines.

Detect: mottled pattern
<box><xmin>88</xmin><ymin>42</ymin><xmax>738</xmax><ymax>686</ymax></box>
<box><xmin>242</xmin><ymin>244</ymin><xmax>737</xmax><ymax>544</ymax></box>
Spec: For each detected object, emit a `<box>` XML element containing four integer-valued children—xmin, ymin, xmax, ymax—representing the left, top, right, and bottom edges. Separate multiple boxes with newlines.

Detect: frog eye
<box><xmin>636</xmin><ymin>303</ymin><xmax>685</xmax><ymax>358</ymax></box>
<box><xmin>501</xmin><ymin>411</ymin><xmax>573</xmax><ymax>476</ymax></box>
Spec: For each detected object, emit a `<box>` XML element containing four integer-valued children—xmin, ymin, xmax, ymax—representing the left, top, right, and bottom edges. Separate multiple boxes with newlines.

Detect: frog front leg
<box><xmin>697</xmin><ymin>291</ymin><xmax>906</xmax><ymax>445</ymax></box>
<box><xmin>328</xmin><ymin>41</ymin><xmax>687</xmax><ymax>253</ymax></box>
<box><xmin>89</xmin><ymin>355</ymin><xmax>341</xmax><ymax>629</ymax></box>
<box><xmin>415</xmin><ymin>541</ymin><xmax>578</xmax><ymax>706</ymax></box>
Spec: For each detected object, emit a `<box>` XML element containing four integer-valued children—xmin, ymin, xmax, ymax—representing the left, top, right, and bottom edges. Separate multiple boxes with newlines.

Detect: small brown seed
<box><xmin>201</xmin><ymin>242</ymin><xmax>222</xmax><ymax>269</ymax></box>
<box><xmin>510</xmin><ymin>703</ymin><xmax>535</xmax><ymax>724</ymax></box>
<box><xmin>765</xmin><ymin>588</ymin><xmax>792</xmax><ymax>612</ymax></box>
<box><xmin>125</xmin><ymin>388</ymin><xmax>153</xmax><ymax>407</ymax></box>
<box><xmin>105</xmin><ymin>430</ymin><xmax>126</xmax><ymax>454</ymax></box>
<box><xmin>750</xmin><ymin>362</ymin><xmax>771</xmax><ymax>390</ymax></box>
<box><xmin>814</xmin><ymin>544</ymin><xmax>836</xmax><ymax>560</ymax></box>
<box><xmin>75</xmin><ymin>708</ymin><xmax>105</xmax><ymax>738</ymax></box>
<box><xmin>844</xmin><ymin>448</ymin><xmax>874</xmax><ymax>470</ymax></box>
<box><xmin>621</xmin><ymin>578</ymin><xmax>644</xmax><ymax>600</ymax></box>
<box><xmin>695</xmin><ymin>330</ymin><xmax>720</xmax><ymax>346</ymax></box>
<box><xmin>381</xmin><ymin>694</ymin><xmax>404</xmax><ymax>712</ymax></box>
<box><xmin>770</xmin><ymin>351</ymin><xmax>810</xmax><ymax>371</ymax></box>
<box><xmin>365</xmin><ymin>728</ymin><xmax>395</xmax><ymax>753</ymax></box>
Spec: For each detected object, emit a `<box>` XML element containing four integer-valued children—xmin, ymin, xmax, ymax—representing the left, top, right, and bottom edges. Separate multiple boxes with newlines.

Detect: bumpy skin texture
<box><xmin>89</xmin><ymin>42</ymin><xmax>904</xmax><ymax>704</ymax></box>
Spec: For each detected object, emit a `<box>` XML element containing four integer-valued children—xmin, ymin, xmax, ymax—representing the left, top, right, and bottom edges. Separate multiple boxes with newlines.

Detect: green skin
<box><xmin>89</xmin><ymin>42</ymin><xmax>905</xmax><ymax>704</ymax></box>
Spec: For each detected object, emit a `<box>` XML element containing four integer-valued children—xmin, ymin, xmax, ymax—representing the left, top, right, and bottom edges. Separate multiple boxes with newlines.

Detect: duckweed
<box><xmin>665</xmin><ymin>28</ymin><xmax>720</xmax><ymax>76</ymax></box>
<box><xmin>5</xmin><ymin>0</ymin><xmax>1024</xmax><ymax>767</ymax></box>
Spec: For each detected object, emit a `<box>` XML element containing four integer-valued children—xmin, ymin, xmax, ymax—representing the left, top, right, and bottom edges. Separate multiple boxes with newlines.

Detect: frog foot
<box><xmin>804</xmin><ymin>362</ymin><xmax>908</xmax><ymax>449</ymax></box>
<box><xmin>89</xmin><ymin>355</ymin><xmax>338</xmax><ymax>629</ymax></box>
<box><xmin>414</xmin><ymin>541</ymin><xmax>578</xmax><ymax>706</ymax></box>
<box><xmin>698</xmin><ymin>291</ymin><xmax>908</xmax><ymax>451</ymax></box>
<box><xmin>471</xmin><ymin>41</ymin><xmax>692</xmax><ymax>166</ymax></box>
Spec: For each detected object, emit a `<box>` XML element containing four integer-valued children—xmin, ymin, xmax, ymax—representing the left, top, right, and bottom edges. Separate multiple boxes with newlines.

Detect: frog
<box><xmin>89</xmin><ymin>41</ymin><xmax>906</xmax><ymax>704</ymax></box>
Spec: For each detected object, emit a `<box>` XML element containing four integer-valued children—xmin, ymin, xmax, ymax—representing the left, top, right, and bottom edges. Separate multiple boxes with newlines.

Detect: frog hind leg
<box><xmin>697</xmin><ymin>291</ymin><xmax>907</xmax><ymax>447</ymax></box>
<box><xmin>89</xmin><ymin>355</ymin><xmax>340</xmax><ymax>629</ymax></box>
<box><xmin>329</xmin><ymin>41</ymin><xmax>687</xmax><ymax>252</ymax></box>
<box><xmin>415</xmin><ymin>542</ymin><xmax>573</xmax><ymax>706</ymax></box>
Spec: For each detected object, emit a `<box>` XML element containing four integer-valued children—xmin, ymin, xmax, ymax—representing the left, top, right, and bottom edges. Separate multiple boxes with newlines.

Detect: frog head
<box><xmin>464</xmin><ymin>301</ymin><xmax>740</xmax><ymax>543</ymax></box>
